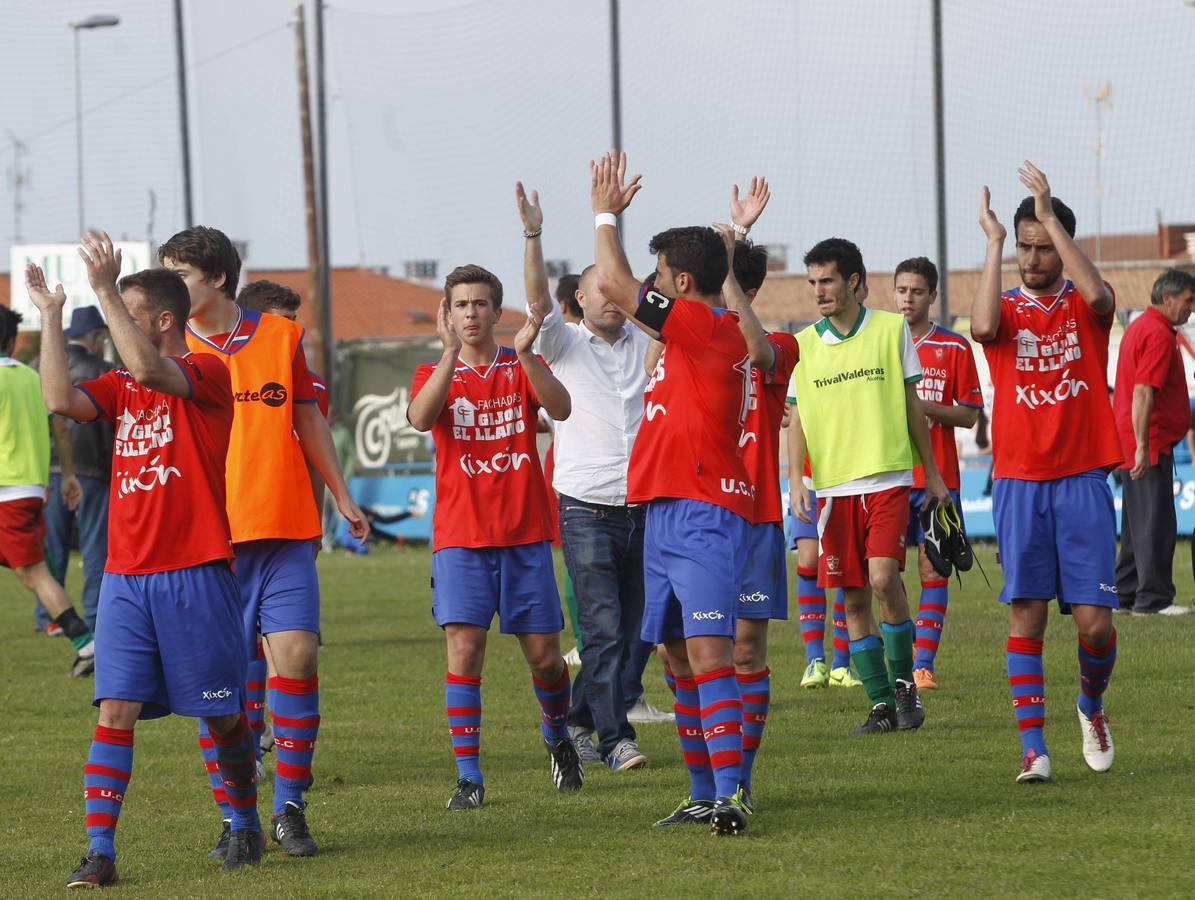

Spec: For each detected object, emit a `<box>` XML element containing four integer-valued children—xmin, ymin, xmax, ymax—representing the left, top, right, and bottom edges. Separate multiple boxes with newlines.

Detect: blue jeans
<box><xmin>559</xmin><ymin>495</ymin><xmax>654</xmax><ymax>757</ymax></box>
<box><xmin>34</xmin><ymin>473</ymin><xmax>108</xmax><ymax>630</ymax></box>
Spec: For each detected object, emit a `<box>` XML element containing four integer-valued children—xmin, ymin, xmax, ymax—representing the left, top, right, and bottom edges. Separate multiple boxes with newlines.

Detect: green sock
<box><xmin>850</xmin><ymin>640</ymin><xmax>895</xmax><ymax>708</ymax></box>
<box><xmin>563</xmin><ymin>568</ymin><xmax>582</xmax><ymax>651</ymax></box>
<box><xmin>881</xmin><ymin>620</ymin><xmax>915</xmax><ymax>685</ymax></box>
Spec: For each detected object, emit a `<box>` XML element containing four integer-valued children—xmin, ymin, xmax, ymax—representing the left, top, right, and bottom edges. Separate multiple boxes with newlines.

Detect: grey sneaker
<box><xmin>605</xmin><ymin>739</ymin><xmax>647</xmax><ymax>772</ymax></box>
<box><xmin>626</xmin><ymin>698</ymin><xmax>675</xmax><ymax>723</ymax></box>
<box><xmin>568</xmin><ymin>726</ymin><xmax>601</xmax><ymax>765</ymax></box>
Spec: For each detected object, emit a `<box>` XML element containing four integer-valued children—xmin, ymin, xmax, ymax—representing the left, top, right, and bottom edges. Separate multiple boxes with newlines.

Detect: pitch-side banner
<box><xmin>10</xmin><ymin>242</ymin><xmax>154</xmax><ymax>330</ymax></box>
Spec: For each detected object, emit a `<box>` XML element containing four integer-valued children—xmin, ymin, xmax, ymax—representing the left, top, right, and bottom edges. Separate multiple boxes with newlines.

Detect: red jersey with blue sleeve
<box><xmin>76</xmin><ymin>353</ymin><xmax>234</xmax><ymax>574</ymax></box>
<box><xmin>412</xmin><ymin>347</ymin><xmax>555</xmax><ymax>550</ymax></box>
<box><xmin>628</xmin><ymin>292</ymin><xmax>754</xmax><ymax>521</ymax></box>
<box><xmin>310</xmin><ymin>370</ymin><xmax>329</xmax><ymax>418</ymax></box>
<box><xmin>742</xmin><ymin>332</ymin><xmax>799</xmax><ymax>523</ymax></box>
<box><xmin>979</xmin><ymin>280</ymin><xmax>1123</xmax><ymax>480</ymax></box>
<box><xmin>912</xmin><ymin>324</ymin><xmax>982</xmax><ymax>489</ymax></box>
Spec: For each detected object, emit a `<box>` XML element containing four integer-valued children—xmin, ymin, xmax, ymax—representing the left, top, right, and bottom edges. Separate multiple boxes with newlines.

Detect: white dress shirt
<box><xmin>532</xmin><ymin>300</ymin><xmax>651</xmax><ymax>505</ymax></box>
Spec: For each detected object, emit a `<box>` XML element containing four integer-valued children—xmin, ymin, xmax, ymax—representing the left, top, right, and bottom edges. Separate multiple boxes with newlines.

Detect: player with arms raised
<box><xmin>591</xmin><ymin>151</ymin><xmax>753</xmax><ymax>836</ymax></box>
<box><xmin>407</xmin><ymin>264</ymin><xmax>580</xmax><ymax>810</ymax></box>
<box><xmin>709</xmin><ymin>178</ymin><xmax>798</xmax><ymax>815</ymax></box>
<box><xmin>31</xmin><ymin>234</ymin><xmax>263</xmax><ymax>884</ymax></box>
<box><xmin>972</xmin><ymin>163</ymin><xmax>1121</xmax><ymax>783</ymax></box>
<box><xmin>894</xmin><ymin>257</ymin><xmax>982</xmax><ymax>689</ymax></box>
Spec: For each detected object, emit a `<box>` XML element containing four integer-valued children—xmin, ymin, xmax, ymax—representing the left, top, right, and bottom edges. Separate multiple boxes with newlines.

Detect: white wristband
<box><xmin>595</xmin><ymin>213</ymin><xmax>619</xmax><ymax>230</ymax></box>
<box><xmin>731</xmin><ymin>221</ymin><xmax>751</xmax><ymax>236</ymax></box>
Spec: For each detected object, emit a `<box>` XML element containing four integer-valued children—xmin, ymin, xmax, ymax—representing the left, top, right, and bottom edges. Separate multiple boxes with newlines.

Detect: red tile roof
<box><xmin>247</xmin><ymin>266</ymin><xmax>526</xmax><ymax>342</ymax></box>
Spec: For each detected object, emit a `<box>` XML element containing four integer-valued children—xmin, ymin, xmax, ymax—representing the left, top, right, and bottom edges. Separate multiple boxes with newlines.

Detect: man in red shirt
<box><xmin>591</xmin><ymin>150</ymin><xmax>753</xmax><ymax>836</ymax></box>
<box><xmin>29</xmin><ymin>233</ymin><xmax>262</xmax><ymax>885</ymax></box>
<box><xmin>406</xmin><ymin>263</ymin><xmax>580</xmax><ymax>811</ymax></box>
<box><xmin>1112</xmin><ymin>268</ymin><xmax>1195</xmax><ymax>616</ymax></box>
<box><xmin>895</xmin><ymin>256</ymin><xmax>983</xmax><ymax>689</ymax></box>
<box><xmin>972</xmin><ymin>163</ymin><xmax>1123</xmax><ymax>785</ymax></box>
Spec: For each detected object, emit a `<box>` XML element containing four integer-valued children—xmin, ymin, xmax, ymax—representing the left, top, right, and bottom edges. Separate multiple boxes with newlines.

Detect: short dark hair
<box><xmin>238</xmin><ymin>280</ymin><xmax>301</xmax><ymax>315</ymax></box>
<box><xmin>803</xmin><ymin>238</ymin><xmax>866</xmax><ymax>289</ymax></box>
<box><xmin>733</xmin><ymin>241</ymin><xmax>769</xmax><ymax>293</ymax></box>
<box><xmin>0</xmin><ymin>306</ymin><xmax>22</xmax><ymax>352</ymax></box>
<box><xmin>1013</xmin><ymin>196</ymin><xmax>1076</xmax><ymax>239</ymax></box>
<box><xmin>894</xmin><ymin>256</ymin><xmax>939</xmax><ymax>294</ymax></box>
<box><xmin>555</xmin><ymin>274</ymin><xmax>582</xmax><ymax>318</ymax></box>
<box><xmin>1151</xmin><ymin>268</ymin><xmax>1195</xmax><ymax>305</ymax></box>
<box><xmin>444</xmin><ymin>264</ymin><xmax>503</xmax><ymax>309</ymax></box>
<box><xmin>158</xmin><ymin>226</ymin><xmax>241</xmax><ymax>299</ymax></box>
<box><xmin>648</xmin><ymin>227</ymin><xmax>728</xmax><ymax>296</ymax></box>
<box><xmin>118</xmin><ymin>269</ymin><xmax>191</xmax><ymax>332</ymax></box>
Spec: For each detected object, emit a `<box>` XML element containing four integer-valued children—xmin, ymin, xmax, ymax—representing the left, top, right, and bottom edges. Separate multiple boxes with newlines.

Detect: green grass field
<box><xmin>3</xmin><ymin>544</ymin><xmax>1194</xmax><ymax>898</ymax></box>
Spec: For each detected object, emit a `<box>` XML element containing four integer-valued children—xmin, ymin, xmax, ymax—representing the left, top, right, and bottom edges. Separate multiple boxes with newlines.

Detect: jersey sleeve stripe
<box><xmin>75</xmin><ymin>384</ymin><xmax>106</xmax><ymax>418</ymax></box>
<box><xmin>169</xmin><ymin>356</ymin><xmax>195</xmax><ymax>401</ymax></box>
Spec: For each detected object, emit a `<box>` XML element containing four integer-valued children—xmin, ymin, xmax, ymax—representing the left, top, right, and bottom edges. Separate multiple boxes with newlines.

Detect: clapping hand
<box><xmin>590</xmin><ymin>150</ymin><xmax>642</xmax><ymax>215</ymax></box>
<box><xmin>730</xmin><ymin>176</ymin><xmax>770</xmax><ymax>230</ymax></box>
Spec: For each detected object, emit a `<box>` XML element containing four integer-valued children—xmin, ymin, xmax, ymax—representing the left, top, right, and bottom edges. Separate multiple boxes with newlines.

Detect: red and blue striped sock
<box><xmin>531</xmin><ymin>663</ymin><xmax>571</xmax><ymax>744</ymax></box>
<box><xmin>197</xmin><ymin>720</ymin><xmax>233</xmax><ymax>821</ymax></box>
<box><xmin>736</xmin><ymin>668</ymin><xmax>769</xmax><ymax>791</ymax></box>
<box><xmin>83</xmin><ymin>725</ymin><xmax>133</xmax><ymax>860</ymax></box>
<box><xmin>831</xmin><ymin>591</ymin><xmax>851</xmax><ymax>669</ymax></box>
<box><xmin>914</xmin><ymin>579</ymin><xmax>949</xmax><ymax>672</ymax></box>
<box><xmin>674</xmin><ymin>675</ymin><xmax>715</xmax><ymax>800</ymax></box>
<box><xmin>246</xmin><ymin>640</ymin><xmax>267</xmax><ymax>760</ymax></box>
<box><xmin>695</xmin><ymin>666</ymin><xmax>743</xmax><ymax>799</ymax></box>
<box><xmin>209</xmin><ymin>712</ymin><xmax>261</xmax><ymax>832</ymax></box>
<box><xmin>446</xmin><ymin>672</ymin><xmax>483</xmax><ymax>784</ymax></box>
<box><xmin>796</xmin><ymin>567</ymin><xmax>827</xmax><ymax>664</ymax></box>
<box><xmin>1078</xmin><ymin>628</ymin><xmax>1117</xmax><ymax>718</ymax></box>
<box><xmin>269</xmin><ymin>674</ymin><xmax>319</xmax><ymax>814</ymax></box>
<box><xmin>662</xmin><ymin>661</ymin><xmax>677</xmax><ymax>698</ymax></box>
<box><xmin>1007</xmin><ymin>636</ymin><xmax>1047</xmax><ymax>757</ymax></box>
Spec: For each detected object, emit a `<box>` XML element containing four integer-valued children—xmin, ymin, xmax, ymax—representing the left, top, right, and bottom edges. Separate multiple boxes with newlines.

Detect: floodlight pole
<box><xmin>931</xmin><ymin>0</ymin><xmax>949</xmax><ymax>326</ymax></box>
<box><xmin>173</xmin><ymin>0</ymin><xmax>193</xmax><ymax>226</ymax></box>
<box><xmin>70</xmin><ymin>14</ymin><xmax>121</xmax><ymax>237</ymax></box>
<box><xmin>609</xmin><ymin>0</ymin><xmax>623</xmax><ymax>233</ymax></box>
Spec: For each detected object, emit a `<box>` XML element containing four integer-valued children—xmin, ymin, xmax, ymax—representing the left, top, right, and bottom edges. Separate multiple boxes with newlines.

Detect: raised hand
<box><xmin>25</xmin><ymin>263</ymin><xmax>68</xmax><ymax>314</ymax></box>
<box><xmin>711</xmin><ymin>222</ymin><xmax>737</xmax><ymax>262</ymax></box>
<box><xmin>436</xmin><ymin>297</ymin><xmax>461</xmax><ymax>354</ymax></box>
<box><xmin>590</xmin><ymin>149</ymin><xmax>642</xmax><ymax>215</ymax></box>
<box><xmin>730</xmin><ymin>176</ymin><xmax>771</xmax><ymax>229</ymax></box>
<box><xmin>514</xmin><ymin>307</ymin><xmax>543</xmax><ymax>355</ymax></box>
<box><xmin>979</xmin><ymin>186</ymin><xmax>1006</xmax><ymax>242</ymax></box>
<box><xmin>1017</xmin><ymin>160</ymin><xmax>1055</xmax><ymax>224</ymax></box>
<box><xmin>515</xmin><ymin>181</ymin><xmax>543</xmax><ymax>233</ymax></box>
<box><xmin>77</xmin><ymin>231</ymin><xmax>123</xmax><ymax>294</ymax></box>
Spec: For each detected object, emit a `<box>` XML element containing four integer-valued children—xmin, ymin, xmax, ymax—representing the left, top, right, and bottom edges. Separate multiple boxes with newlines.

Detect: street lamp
<box><xmin>69</xmin><ymin>14</ymin><xmax>120</xmax><ymax>237</ymax></box>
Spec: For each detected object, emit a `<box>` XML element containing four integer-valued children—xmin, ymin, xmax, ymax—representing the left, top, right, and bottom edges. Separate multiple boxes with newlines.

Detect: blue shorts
<box><xmin>432</xmin><ymin>542</ymin><xmax>563</xmax><ymax>634</ymax></box>
<box><xmin>789</xmin><ymin>484</ymin><xmax>819</xmax><ymax>547</ymax></box>
<box><xmin>235</xmin><ymin>539</ymin><xmax>320</xmax><ymax>646</ymax></box>
<box><xmin>641</xmin><ymin>498</ymin><xmax>751</xmax><ymax>643</ymax></box>
<box><xmin>993</xmin><ymin>471</ymin><xmax>1118</xmax><ymax>613</ymax></box>
<box><xmin>94</xmin><ymin>561</ymin><xmax>245</xmax><ymax>719</ymax></box>
<box><xmin>739</xmin><ymin>521</ymin><xmax>788</xmax><ymax>620</ymax></box>
<box><xmin>906</xmin><ymin>488</ymin><xmax>962</xmax><ymax>546</ymax></box>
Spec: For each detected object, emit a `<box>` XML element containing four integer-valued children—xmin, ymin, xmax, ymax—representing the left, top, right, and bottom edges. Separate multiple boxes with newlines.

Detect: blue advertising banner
<box><xmin>348</xmin><ymin>458</ymin><xmax>1195</xmax><ymax>546</ymax></box>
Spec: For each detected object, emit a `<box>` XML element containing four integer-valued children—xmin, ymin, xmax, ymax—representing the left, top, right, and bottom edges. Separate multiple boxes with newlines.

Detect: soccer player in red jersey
<box><xmin>894</xmin><ymin>257</ymin><xmax>983</xmax><ymax>690</ymax></box>
<box><xmin>406</xmin><ymin>264</ymin><xmax>580</xmax><ymax>810</ymax></box>
<box><xmin>972</xmin><ymin>163</ymin><xmax>1122</xmax><ymax>783</ymax></box>
<box><xmin>163</xmin><ymin>227</ymin><xmax>366</xmax><ymax>858</ymax></box>
<box><xmin>590</xmin><ymin>151</ymin><xmax>753</xmax><ymax>835</ymax></box>
<box><xmin>705</xmin><ymin>180</ymin><xmax>798</xmax><ymax>815</ymax></box>
<box><xmin>30</xmin><ymin>234</ymin><xmax>264</xmax><ymax>885</ymax></box>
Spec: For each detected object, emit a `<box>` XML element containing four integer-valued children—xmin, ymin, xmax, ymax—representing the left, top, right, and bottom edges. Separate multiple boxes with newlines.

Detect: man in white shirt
<box><xmin>516</xmin><ymin>182</ymin><xmax>664</xmax><ymax>772</ymax></box>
